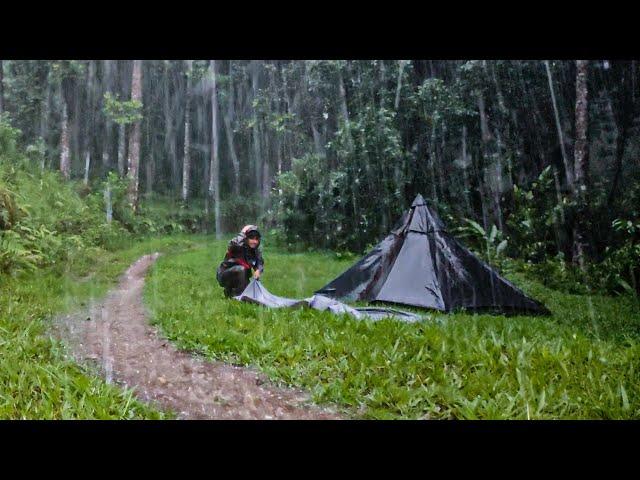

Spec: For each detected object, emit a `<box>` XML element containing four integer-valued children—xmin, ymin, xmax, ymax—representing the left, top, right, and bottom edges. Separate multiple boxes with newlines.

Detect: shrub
<box><xmin>597</xmin><ymin>218</ymin><xmax>640</xmax><ymax>297</ymax></box>
<box><xmin>455</xmin><ymin>218</ymin><xmax>508</xmax><ymax>270</ymax></box>
<box><xmin>220</xmin><ymin>194</ymin><xmax>262</xmax><ymax>234</ymax></box>
<box><xmin>0</xmin><ymin>119</ymin><xmax>133</xmax><ymax>275</ymax></box>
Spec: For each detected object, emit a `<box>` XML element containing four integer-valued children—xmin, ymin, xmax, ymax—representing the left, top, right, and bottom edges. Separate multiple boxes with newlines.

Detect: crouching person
<box><xmin>216</xmin><ymin>225</ymin><xmax>264</xmax><ymax>298</ymax></box>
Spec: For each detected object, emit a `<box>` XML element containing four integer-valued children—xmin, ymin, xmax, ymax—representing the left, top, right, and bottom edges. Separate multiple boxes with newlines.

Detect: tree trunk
<box><xmin>473</xmin><ymin>145</ymin><xmax>490</xmax><ymax>233</ymax></box>
<box><xmin>607</xmin><ymin>124</ymin><xmax>627</xmax><ymax>207</ymax></box>
<box><xmin>337</xmin><ymin>64</ymin><xmax>353</xmax><ymax>152</ymax></box>
<box><xmin>60</xmin><ymin>94</ymin><xmax>70</xmax><ymax>180</ymax></box>
<box><xmin>275</xmin><ymin>130</ymin><xmax>282</xmax><ymax>176</ymax></box>
<box><xmin>117</xmin><ymin>123</ymin><xmax>126</xmax><ymax>176</ymax></box>
<box><xmin>104</xmin><ymin>183</ymin><xmax>113</xmax><ymax>224</ymax></box>
<box><xmin>127</xmin><ymin>60</ymin><xmax>142</xmax><ymax>210</ymax></box>
<box><xmin>262</xmin><ymin>122</ymin><xmax>271</xmax><ymax>200</ymax></box>
<box><xmin>72</xmin><ymin>76</ymin><xmax>81</xmax><ymax>175</ymax></box>
<box><xmin>0</xmin><ymin>60</ymin><xmax>4</xmax><ymax>115</ymax></box>
<box><xmin>378</xmin><ymin>60</ymin><xmax>387</xmax><ymax>109</ymax></box>
<box><xmin>40</xmin><ymin>70</ymin><xmax>51</xmax><ymax>170</ymax></box>
<box><xmin>222</xmin><ymin>62</ymin><xmax>240</xmax><ymax>195</ymax></box>
<box><xmin>394</xmin><ymin>60</ymin><xmax>406</xmax><ymax>110</ymax></box>
<box><xmin>572</xmin><ymin>59</ymin><xmax>589</xmax><ymax>266</ymax></box>
<box><xmin>251</xmin><ymin>60</ymin><xmax>262</xmax><ymax>193</ymax></box>
<box><xmin>477</xmin><ymin>91</ymin><xmax>502</xmax><ymax>229</ymax></box>
<box><xmin>209</xmin><ymin>60</ymin><xmax>221</xmax><ymax>238</ymax></box>
<box><xmin>145</xmin><ymin>115</ymin><xmax>154</xmax><ymax>196</ymax></box>
<box><xmin>164</xmin><ymin>61</ymin><xmax>177</xmax><ymax>193</ymax></box>
<box><xmin>573</xmin><ymin>60</ymin><xmax>589</xmax><ymax>194</ymax></box>
<box><xmin>310</xmin><ymin>120</ymin><xmax>325</xmax><ymax>158</ymax></box>
<box><xmin>182</xmin><ymin>60</ymin><xmax>193</xmax><ymax>203</ymax></box>
<box><xmin>429</xmin><ymin>122</ymin><xmax>439</xmax><ymax>202</ymax></box>
<box><xmin>545</xmin><ymin>60</ymin><xmax>574</xmax><ymax>188</ymax></box>
<box><xmin>461</xmin><ymin>125</ymin><xmax>472</xmax><ymax>212</ymax></box>
<box><xmin>146</xmin><ymin>155</ymin><xmax>154</xmax><ymax>196</ymax></box>
<box><xmin>84</xmin><ymin>60</ymin><xmax>96</xmax><ymax>183</ymax></box>
<box><xmin>102</xmin><ymin>60</ymin><xmax>113</xmax><ymax>172</ymax></box>
<box><xmin>606</xmin><ymin>71</ymin><xmax>634</xmax><ymax>208</ymax></box>
<box><xmin>83</xmin><ymin>150</ymin><xmax>91</xmax><ymax>185</ymax></box>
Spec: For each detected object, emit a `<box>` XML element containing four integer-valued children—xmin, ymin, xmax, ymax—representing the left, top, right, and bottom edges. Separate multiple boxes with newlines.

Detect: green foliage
<box><xmin>0</xmin><ymin>121</ymin><xmax>135</xmax><ymax>275</ymax></box>
<box><xmin>413</xmin><ymin>78</ymin><xmax>476</xmax><ymax>127</ymax></box>
<box><xmin>0</xmin><ymin>113</ymin><xmax>20</xmax><ymax>155</ymax></box>
<box><xmin>136</xmin><ymin>196</ymin><xmax>209</xmax><ymax>235</ymax></box>
<box><xmin>514</xmin><ymin>253</ymin><xmax>591</xmax><ymax>296</ymax></box>
<box><xmin>508</xmin><ymin>166</ymin><xmax>567</xmax><ymax>262</ymax></box>
<box><xmin>102</xmin><ymin>92</ymin><xmax>143</xmax><ymax>125</ymax></box>
<box><xmin>598</xmin><ymin>218</ymin><xmax>640</xmax><ymax>296</ymax></box>
<box><xmin>273</xmin><ymin>102</ymin><xmax>411</xmax><ymax>253</ymax></box>
<box><xmin>146</xmin><ymin>239</ymin><xmax>640</xmax><ymax>419</ymax></box>
<box><xmin>219</xmin><ymin>194</ymin><xmax>262</xmax><ymax>233</ymax></box>
<box><xmin>272</xmin><ymin>154</ymin><xmax>353</xmax><ymax>251</ymax></box>
<box><xmin>456</xmin><ymin>219</ymin><xmax>508</xmax><ymax>269</ymax></box>
<box><xmin>507</xmin><ymin>166</ymin><xmax>640</xmax><ymax>298</ymax></box>
<box><xmin>49</xmin><ymin>60</ymin><xmax>85</xmax><ymax>82</ymax></box>
<box><xmin>87</xmin><ymin>173</ymin><xmax>196</xmax><ymax>239</ymax></box>
<box><xmin>25</xmin><ymin>137</ymin><xmax>46</xmax><ymax>165</ymax></box>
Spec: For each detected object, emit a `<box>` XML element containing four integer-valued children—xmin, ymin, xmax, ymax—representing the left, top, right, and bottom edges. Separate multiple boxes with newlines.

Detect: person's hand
<box><xmin>253</xmin><ymin>270</ymin><xmax>261</xmax><ymax>280</ymax></box>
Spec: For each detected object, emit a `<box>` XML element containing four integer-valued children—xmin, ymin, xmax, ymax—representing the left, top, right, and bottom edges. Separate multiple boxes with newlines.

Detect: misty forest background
<box><xmin>1</xmin><ymin>60</ymin><xmax>639</xmax><ymax>298</ymax></box>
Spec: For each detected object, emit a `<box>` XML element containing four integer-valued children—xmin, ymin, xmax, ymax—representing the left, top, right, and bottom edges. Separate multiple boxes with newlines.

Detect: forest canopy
<box><xmin>0</xmin><ymin>59</ymin><xmax>638</xmax><ymax>297</ymax></box>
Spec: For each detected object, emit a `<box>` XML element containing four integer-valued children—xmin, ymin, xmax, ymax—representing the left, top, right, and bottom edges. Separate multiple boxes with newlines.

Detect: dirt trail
<box><xmin>53</xmin><ymin>253</ymin><xmax>341</xmax><ymax>419</ymax></box>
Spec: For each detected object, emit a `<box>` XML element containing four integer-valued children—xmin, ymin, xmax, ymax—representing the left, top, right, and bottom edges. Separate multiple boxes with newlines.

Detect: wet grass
<box><xmin>145</xmin><ymin>239</ymin><xmax>640</xmax><ymax>419</ymax></box>
<box><xmin>0</xmin><ymin>235</ymin><xmax>202</xmax><ymax>419</ymax></box>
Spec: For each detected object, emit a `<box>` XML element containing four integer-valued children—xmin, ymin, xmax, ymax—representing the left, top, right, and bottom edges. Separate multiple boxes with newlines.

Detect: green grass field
<box><xmin>0</xmin><ymin>235</ymin><xmax>201</xmax><ymax>419</ymax></box>
<box><xmin>2</xmin><ymin>232</ymin><xmax>638</xmax><ymax>419</ymax></box>
<box><xmin>145</xmin><ymin>238</ymin><xmax>640</xmax><ymax>419</ymax></box>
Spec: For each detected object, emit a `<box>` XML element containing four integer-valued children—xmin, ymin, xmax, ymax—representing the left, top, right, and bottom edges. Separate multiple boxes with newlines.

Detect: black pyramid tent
<box><xmin>315</xmin><ymin>194</ymin><xmax>550</xmax><ymax>315</ymax></box>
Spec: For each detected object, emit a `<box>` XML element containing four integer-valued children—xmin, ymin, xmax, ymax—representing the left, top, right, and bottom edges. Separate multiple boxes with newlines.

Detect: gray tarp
<box><xmin>234</xmin><ymin>279</ymin><xmax>421</xmax><ymax>322</ymax></box>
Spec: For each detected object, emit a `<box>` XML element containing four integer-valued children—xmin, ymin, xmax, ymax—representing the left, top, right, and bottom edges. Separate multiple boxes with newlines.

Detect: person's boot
<box><xmin>230</xmin><ymin>286</ymin><xmax>243</xmax><ymax>297</ymax></box>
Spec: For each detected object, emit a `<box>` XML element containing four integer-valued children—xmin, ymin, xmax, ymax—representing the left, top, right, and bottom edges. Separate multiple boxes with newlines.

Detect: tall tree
<box><xmin>117</xmin><ymin>60</ymin><xmax>131</xmax><ymax>177</ymax></box>
<box><xmin>71</xmin><ymin>67</ymin><xmax>82</xmax><ymax>174</ymax></box>
<box><xmin>208</xmin><ymin>60</ymin><xmax>221</xmax><ymax>237</ymax></box>
<box><xmin>127</xmin><ymin>60</ymin><xmax>143</xmax><ymax>209</ymax></box>
<box><xmin>52</xmin><ymin>61</ymin><xmax>84</xmax><ymax>180</ymax></box>
<box><xmin>83</xmin><ymin>61</ymin><xmax>97</xmax><ymax>185</ymax></box>
<box><xmin>250</xmin><ymin>60</ymin><xmax>263</xmax><ymax>194</ymax></box>
<box><xmin>59</xmin><ymin>98</ymin><xmax>70</xmax><ymax>179</ymax></box>
<box><xmin>164</xmin><ymin>61</ymin><xmax>177</xmax><ymax>191</ymax></box>
<box><xmin>102</xmin><ymin>60</ymin><xmax>114</xmax><ymax>172</ymax></box>
<box><xmin>222</xmin><ymin>61</ymin><xmax>240</xmax><ymax>195</ymax></box>
<box><xmin>545</xmin><ymin>60</ymin><xmax>573</xmax><ymax>188</ymax></box>
<box><xmin>606</xmin><ymin>61</ymin><xmax>636</xmax><ymax>207</ymax></box>
<box><xmin>59</xmin><ymin>81</ymin><xmax>70</xmax><ymax>180</ymax></box>
<box><xmin>337</xmin><ymin>62</ymin><xmax>353</xmax><ymax>152</ymax></box>
<box><xmin>394</xmin><ymin>60</ymin><xmax>407</xmax><ymax>110</ymax></box>
<box><xmin>182</xmin><ymin>60</ymin><xmax>193</xmax><ymax>203</ymax></box>
<box><xmin>39</xmin><ymin>68</ymin><xmax>51</xmax><ymax>170</ymax></box>
<box><xmin>0</xmin><ymin>60</ymin><xmax>4</xmax><ymax>115</ymax></box>
<box><xmin>572</xmin><ymin>59</ymin><xmax>589</xmax><ymax>266</ymax></box>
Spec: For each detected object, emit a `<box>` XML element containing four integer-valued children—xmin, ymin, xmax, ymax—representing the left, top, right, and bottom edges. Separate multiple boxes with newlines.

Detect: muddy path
<box><xmin>53</xmin><ymin>253</ymin><xmax>341</xmax><ymax>420</ymax></box>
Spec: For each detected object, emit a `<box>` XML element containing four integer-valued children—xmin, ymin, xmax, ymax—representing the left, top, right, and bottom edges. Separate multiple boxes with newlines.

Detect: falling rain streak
<box><xmin>0</xmin><ymin>60</ymin><xmax>638</xmax><ymax>298</ymax></box>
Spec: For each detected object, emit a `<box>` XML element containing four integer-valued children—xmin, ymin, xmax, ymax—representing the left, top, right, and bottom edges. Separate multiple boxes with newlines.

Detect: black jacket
<box><xmin>218</xmin><ymin>233</ymin><xmax>264</xmax><ymax>275</ymax></box>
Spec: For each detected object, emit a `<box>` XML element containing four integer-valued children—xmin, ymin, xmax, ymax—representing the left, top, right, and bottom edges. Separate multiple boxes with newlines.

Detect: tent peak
<box><xmin>411</xmin><ymin>194</ymin><xmax>426</xmax><ymax>207</ymax></box>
